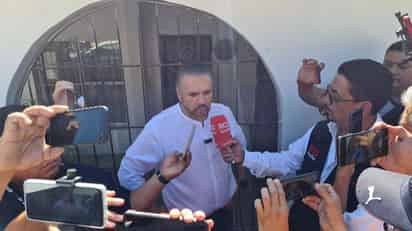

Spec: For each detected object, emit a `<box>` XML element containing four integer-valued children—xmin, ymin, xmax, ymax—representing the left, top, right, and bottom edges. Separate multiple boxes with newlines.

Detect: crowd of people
<box><xmin>1</xmin><ymin>39</ymin><xmax>412</xmax><ymax>231</ymax></box>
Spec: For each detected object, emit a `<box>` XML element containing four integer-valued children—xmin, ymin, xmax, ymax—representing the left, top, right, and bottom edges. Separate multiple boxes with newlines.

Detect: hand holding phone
<box><xmin>24</xmin><ymin>179</ymin><xmax>107</xmax><ymax>229</ymax></box>
<box><xmin>46</xmin><ymin>106</ymin><xmax>110</xmax><ymax>146</ymax></box>
<box><xmin>279</xmin><ymin>171</ymin><xmax>319</xmax><ymax>201</ymax></box>
<box><xmin>337</xmin><ymin>128</ymin><xmax>389</xmax><ymax>166</ymax></box>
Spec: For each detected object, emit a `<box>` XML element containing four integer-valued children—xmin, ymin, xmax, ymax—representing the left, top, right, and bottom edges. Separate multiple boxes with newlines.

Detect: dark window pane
<box><xmin>161</xmin><ymin>66</ymin><xmax>179</xmax><ymax>108</ymax></box>
<box><xmin>159</xmin><ymin>36</ymin><xmax>179</xmax><ymax>64</ymax></box>
<box><xmin>180</xmin><ymin>35</ymin><xmax>197</xmax><ymax>63</ymax></box>
<box><xmin>199</xmin><ymin>35</ymin><xmax>212</xmax><ymax>62</ymax></box>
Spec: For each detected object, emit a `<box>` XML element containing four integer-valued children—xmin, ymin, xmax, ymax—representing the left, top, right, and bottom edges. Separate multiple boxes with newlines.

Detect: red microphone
<box><xmin>211</xmin><ymin>115</ymin><xmax>233</xmax><ymax>150</ymax></box>
<box><xmin>403</xmin><ymin>15</ymin><xmax>412</xmax><ymax>38</ymax></box>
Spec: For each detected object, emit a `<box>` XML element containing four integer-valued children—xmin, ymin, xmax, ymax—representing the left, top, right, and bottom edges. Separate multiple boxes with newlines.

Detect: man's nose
<box><xmin>390</xmin><ymin>66</ymin><xmax>402</xmax><ymax>77</ymax></box>
<box><xmin>197</xmin><ymin>94</ymin><xmax>207</xmax><ymax>104</ymax></box>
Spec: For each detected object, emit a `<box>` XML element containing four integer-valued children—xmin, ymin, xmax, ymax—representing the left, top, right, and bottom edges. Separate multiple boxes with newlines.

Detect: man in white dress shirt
<box><xmin>118</xmin><ymin>64</ymin><xmax>246</xmax><ymax>231</ymax></box>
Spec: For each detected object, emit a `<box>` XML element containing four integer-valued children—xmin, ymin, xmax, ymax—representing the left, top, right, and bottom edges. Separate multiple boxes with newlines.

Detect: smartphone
<box><xmin>46</xmin><ymin>106</ymin><xmax>110</xmax><ymax>146</ymax></box>
<box><xmin>349</xmin><ymin>108</ymin><xmax>363</xmax><ymax>133</ymax></box>
<box><xmin>279</xmin><ymin>171</ymin><xmax>319</xmax><ymax>201</ymax></box>
<box><xmin>124</xmin><ymin>210</ymin><xmax>208</xmax><ymax>231</ymax></box>
<box><xmin>337</xmin><ymin>128</ymin><xmax>389</xmax><ymax>166</ymax></box>
<box><xmin>182</xmin><ymin>124</ymin><xmax>196</xmax><ymax>159</ymax></box>
<box><xmin>24</xmin><ymin>179</ymin><xmax>107</xmax><ymax>229</ymax></box>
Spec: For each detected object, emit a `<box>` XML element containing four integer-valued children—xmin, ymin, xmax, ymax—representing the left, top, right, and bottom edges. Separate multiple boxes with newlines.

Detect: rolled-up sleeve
<box><xmin>242</xmin><ymin>126</ymin><xmax>315</xmax><ymax>178</ymax></box>
<box><xmin>118</xmin><ymin>126</ymin><xmax>164</xmax><ymax>191</ymax></box>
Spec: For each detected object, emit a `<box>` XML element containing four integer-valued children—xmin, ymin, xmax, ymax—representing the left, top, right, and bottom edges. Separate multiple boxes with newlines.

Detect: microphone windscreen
<box><xmin>211</xmin><ymin>115</ymin><xmax>232</xmax><ymax>149</ymax></box>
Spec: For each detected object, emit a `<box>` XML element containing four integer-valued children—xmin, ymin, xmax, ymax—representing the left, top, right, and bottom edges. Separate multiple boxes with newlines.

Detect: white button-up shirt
<box><xmin>118</xmin><ymin>103</ymin><xmax>246</xmax><ymax>215</ymax></box>
<box><xmin>243</xmin><ymin>116</ymin><xmax>382</xmax><ymax>183</ymax></box>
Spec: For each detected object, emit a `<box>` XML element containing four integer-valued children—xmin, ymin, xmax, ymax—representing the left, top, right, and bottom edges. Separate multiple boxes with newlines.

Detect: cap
<box><xmin>356</xmin><ymin>167</ymin><xmax>412</xmax><ymax>230</ymax></box>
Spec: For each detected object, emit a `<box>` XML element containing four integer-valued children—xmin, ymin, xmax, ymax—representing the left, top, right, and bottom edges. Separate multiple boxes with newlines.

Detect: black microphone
<box><xmin>203</xmin><ymin>138</ymin><xmax>212</xmax><ymax>144</ymax></box>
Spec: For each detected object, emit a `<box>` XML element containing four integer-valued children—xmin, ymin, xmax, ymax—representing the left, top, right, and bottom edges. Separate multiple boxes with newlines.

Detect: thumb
<box><xmin>43</xmin><ymin>145</ymin><xmax>64</xmax><ymax>162</ymax></box>
<box><xmin>315</xmin><ymin>184</ymin><xmax>335</xmax><ymax>203</ymax></box>
<box><xmin>302</xmin><ymin>196</ymin><xmax>321</xmax><ymax>212</ymax></box>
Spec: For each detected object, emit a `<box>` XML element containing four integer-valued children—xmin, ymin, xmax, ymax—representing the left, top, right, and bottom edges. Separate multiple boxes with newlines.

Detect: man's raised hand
<box><xmin>160</xmin><ymin>151</ymin><xmax>192</xmax><ymax>181</ymax></box>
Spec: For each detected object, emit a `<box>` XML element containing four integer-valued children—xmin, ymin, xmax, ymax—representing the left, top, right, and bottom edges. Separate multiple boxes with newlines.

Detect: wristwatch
<box><xmin>156</xmin><ymin>170</ymin><xmax>170</xmax><ymax>185</ymax></box>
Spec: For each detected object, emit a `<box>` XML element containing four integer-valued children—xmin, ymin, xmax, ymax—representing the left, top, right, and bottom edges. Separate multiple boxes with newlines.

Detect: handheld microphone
<box><xmin>211</xmin><ymin>115</ymin><xmax>237</xmax><ymax>165</ymax></box>
<box><xmin>211</xmin><ymin>115</ymin><xmax>233</xmax><ymax>149</ymax></box>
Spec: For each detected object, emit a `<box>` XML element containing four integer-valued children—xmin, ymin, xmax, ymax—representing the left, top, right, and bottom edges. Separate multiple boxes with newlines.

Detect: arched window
<box><xmin>10</xmin><ymin>1</ymin><xmax>279</xmax><ymax>229</ymax></box>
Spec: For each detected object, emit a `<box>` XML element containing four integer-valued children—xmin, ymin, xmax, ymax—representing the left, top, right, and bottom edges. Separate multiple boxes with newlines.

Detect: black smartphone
<box><xmin>124</xmin><ymin>210</ymin><xmax>208</xmax><ymax>231</ymax></box>
<box><xmin>279</xmin><ymin>171</ymin><xmax>319</xmax><ymax>201</ymax></box>
<box><xmin>24</xmin><ymin>179</ymin><xmax>107</xmax><ymax>229</ymax></box>
<box><xmin>349</xmin><ymin>108</ymin><xmax>363</xmax><ymax>133</ymax></box>
<box><xmin>337</xmin><ymin>128</ymin><xmax>388</xmax><ymax>166</ymax></box>
<box><xmin>46</xmin><ymin>106</ymin><xmax>110</xmax><ymax>146</ymax></box>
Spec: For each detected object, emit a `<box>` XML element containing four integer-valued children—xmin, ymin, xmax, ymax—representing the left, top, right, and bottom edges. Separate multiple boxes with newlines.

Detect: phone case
<box><xmin>337</xmin><ymin>128</ymin><xmax>388</xmax><ymax>166</ymax></box>
<box><xmin>47</xmin><ymin>106</ymin><xmax>110</xmax><ymax>146</ymax></box>
<box><xmin>279</xmin><ymin>171</ymin><xmax>319</xmax><ymax>201</ymax></box>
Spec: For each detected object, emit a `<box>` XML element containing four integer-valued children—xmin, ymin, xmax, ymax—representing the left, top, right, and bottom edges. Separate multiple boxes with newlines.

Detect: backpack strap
<box><xmin>297</xmin><ymin>120</ymin><xmax>332</xmax><ymax>177</ymax></box>
<box><xmin>289</xmin><ymin>120</ymin><xmax>333</xmax><ymax>231</ymax></box>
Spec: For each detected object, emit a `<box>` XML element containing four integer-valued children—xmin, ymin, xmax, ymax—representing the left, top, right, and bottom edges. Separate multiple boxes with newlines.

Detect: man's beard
<box><xmin>193</xmin><ymin>105</ymin><xmax>210</xmax><ymax>119</ymax></box>
<box><xmin>181</xmin><ymin>103</ymin><xmax>211</xmax><ymax>121</ymax></box>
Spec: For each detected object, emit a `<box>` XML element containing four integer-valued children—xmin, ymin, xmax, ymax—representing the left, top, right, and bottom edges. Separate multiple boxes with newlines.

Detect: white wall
<box><xmin>1</xmin><ymin>0</ymin><xmax>411</xmax><ymax>147</ymax></box>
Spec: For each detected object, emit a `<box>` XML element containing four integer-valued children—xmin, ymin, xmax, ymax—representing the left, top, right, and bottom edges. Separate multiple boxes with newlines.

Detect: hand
<box><xmin>52</xmin><ymin>80</ymin><xmax>75</xmax><ymax>106</ymax></box>
<box><xmin>0</xmin><ymin>105</ymin><xmax>68</xmax><ymax>172</ymax></box>
<box><xmin>303</xmin><ymin>184</ymin><xmax>347</xmax><ymax>231</ymax></box>
<box><xmin>160</xmin><ymin>151</ymin><xmax>192</xmax><ymax>181</ymax></box>
<box><xmin>105</xmin><ymin>191</ymin><xmax>125</xmax><ymax>229</ymax></box>
<box><xmin>169</xmin><ymin>208</ymin><xmax>214</xmax><ymax>231</ymax></box>
<box><xmin>220</xmin><ymin>138</ymin><xmax>244</xmax><ymax>164</ymax></box>
<box><xmin>255</xmin><ymin>178</ymin><xmax>289</xmax><ymax>231</ymax></box>
<box><xmin>370</xmin><ymin>122</ymin><xmax>410</xmax><ymax>169</ymax></box>
<box><xmin>13</xmin><ymin>158</ymin><xmax>62</xmax><ymax>184</ymax></box>
<box><xmin>297</xmin><ymin>58</ymin><xmax>325</xmax><ymax>86</ymax></box>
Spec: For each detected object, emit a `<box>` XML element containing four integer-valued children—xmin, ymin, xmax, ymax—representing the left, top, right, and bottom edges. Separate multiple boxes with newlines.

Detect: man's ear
<box><xmin>176</xmin><ymin>87</ymin><xmax>182</xmax><ymax>102</ymax></box>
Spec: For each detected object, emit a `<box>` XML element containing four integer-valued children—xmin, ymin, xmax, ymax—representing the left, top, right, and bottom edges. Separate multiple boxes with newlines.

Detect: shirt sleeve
<box><xmin>118</xmin><ymin>124</ymin><xmax>164</xmax><ymax>191</ymax></box>
<box><xmin>242</xmin><ymin>125</ymin><xmax>315</xmax><ymax>178</ymax></box>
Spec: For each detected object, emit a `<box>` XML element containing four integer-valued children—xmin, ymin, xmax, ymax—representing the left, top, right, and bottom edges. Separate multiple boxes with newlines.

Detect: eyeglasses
<box><xmin>384</xmin><ymin>57</ymin><xmax>412</xmax><ymax>71</ymax></box>
<box><xmin>325</xmin><ymin>85</ymin><xmax>358</xmax><ymax>105</ymax></box>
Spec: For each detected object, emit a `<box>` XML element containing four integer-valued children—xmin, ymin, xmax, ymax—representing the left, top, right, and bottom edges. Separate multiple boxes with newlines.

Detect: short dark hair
<box><xmin>386</xmin><ymin>41</ymin><xmax>403</xmax><ymax>53</ymax></box>
<box><xmin>337</xmin><ymin>59</ymin><xmax>393</xmax><ymax>114</ymax></box>
<box><xmin>176</xmin><ymin>64</ymin><xmax>212</xmax><ymax>87</ymax></box>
